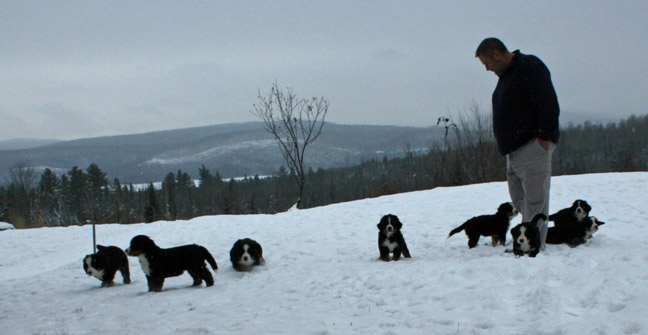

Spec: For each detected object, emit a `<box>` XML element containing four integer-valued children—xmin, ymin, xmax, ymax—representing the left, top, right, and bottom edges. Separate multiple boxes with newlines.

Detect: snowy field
<box><xmin>1</xmin><ymin>172</ymin><xmax>647</xmax><ymax>335</ymax></box>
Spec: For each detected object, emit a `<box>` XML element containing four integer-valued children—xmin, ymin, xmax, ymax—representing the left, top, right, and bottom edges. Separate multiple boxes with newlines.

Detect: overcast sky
<box><xmin>1</xmin><ymin>1</ymin><xmax>647</xmax><ymax>141</ymax></box>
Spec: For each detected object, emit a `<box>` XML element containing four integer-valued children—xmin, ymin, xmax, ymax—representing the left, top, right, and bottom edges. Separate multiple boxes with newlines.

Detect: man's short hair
<box><xmin>475</xmin><ymin>38</ymin><xmax>508</xmax><ymax>58</ymax></box>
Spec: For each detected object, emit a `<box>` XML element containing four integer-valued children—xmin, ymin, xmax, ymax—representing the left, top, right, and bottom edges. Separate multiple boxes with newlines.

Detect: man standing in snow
<box><xmin>475</xmin><ymin>37</ymin><xmax>559</xmax><ymax>252</ymax></box>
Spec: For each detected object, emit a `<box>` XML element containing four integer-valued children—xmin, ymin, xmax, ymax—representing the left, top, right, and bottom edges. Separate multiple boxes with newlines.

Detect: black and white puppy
<box><xmin>510</xmin><ymin>214</ymin><xmax>547</xmax><ymax>258</ymax></box>
<box><xmin>230</xmin><ymin>238</ymin><xmax>265</xmax><ymax>272</ymax></box>
<box><xmin>125</xmin><ymin>235</ymin><xmax>218</xmax><ymax>292</ymax></box>
<box><xmin>377</xmin><ymin>214</ymin><xmax>411</xmax><ymax>261</ymax></box>
<box><xmin>546</xmin><ymin>216</ymin><xmax>605</xmax><ymax>247</ymax></box>
<box><xmin>549</xmin><ymin>199</ymin><xmax>591</xmax><ymax>227</ymax></box>
<box><xmin>448</xmin><ymin>202</ymin><xmax>518</xmax><ymax>248</ymax></box>
<box><xmin>83</xmin><ymin>245</ymin><xmax>131</xmax><ymax>287</ymax></box>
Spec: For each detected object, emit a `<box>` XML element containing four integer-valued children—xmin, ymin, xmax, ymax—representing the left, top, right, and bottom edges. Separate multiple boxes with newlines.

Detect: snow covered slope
<box><xmin>1</xmin><ymin>172</ymin><xmax>646</xmax><ymax>334</ymax></box>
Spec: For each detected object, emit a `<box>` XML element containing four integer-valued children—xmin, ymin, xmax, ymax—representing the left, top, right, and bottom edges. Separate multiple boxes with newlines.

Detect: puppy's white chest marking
<box><xmin>138</xmin><ymin>254</ymin><xmax>151</xmax><ymax>276</ymax></box>
<box><xmin>517</xmin><ymin>226</ymin><xmax>531</xmax><ymax>252</ymax></box>
<box><xmin>92</xmin><ymin>270</ymin><xmax>105</xmax><ymax>280</ymax></box>
<box><xmin>85</xmin><ymin>257</ymin><xmax>104</xmax><ymax>280</ymax></box>
<box><xmin>584</xmin><ymin>227</ymin><xmax>596</xmax><ymax>240</ymax></box>
<box><xmin>382</xmin><ymin>239</ymin><xmax>399</xmax><ymax>252</ymax></box>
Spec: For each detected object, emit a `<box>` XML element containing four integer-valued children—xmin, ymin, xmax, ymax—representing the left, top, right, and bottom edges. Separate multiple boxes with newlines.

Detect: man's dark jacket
<box><xmin>492</xmin><ymin>50</ymin><xmax>560</xmax><ymax>155</ymax></box>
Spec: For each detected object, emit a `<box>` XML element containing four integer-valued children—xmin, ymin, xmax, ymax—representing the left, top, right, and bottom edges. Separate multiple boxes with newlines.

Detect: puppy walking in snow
<box><xmin>125</xmin><ymin>235</ymin><xmax>218</xmax><ymax>292</ymax></box>
<box><xmin>83</xmin><ymin>245</ymin><xmax>131</xmax><ymax>288</ymax></box>
<box><xmin>448</xmin><ymin>202</ymin><xmax>518</xmax><ymax>248</ymax></box>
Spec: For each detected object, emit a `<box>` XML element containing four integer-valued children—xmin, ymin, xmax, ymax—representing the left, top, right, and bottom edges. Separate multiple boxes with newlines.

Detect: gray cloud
<box><xmin>1</xmin><ymin>1</ymin><xmax>647</xmax><ymax>141</ymax></box>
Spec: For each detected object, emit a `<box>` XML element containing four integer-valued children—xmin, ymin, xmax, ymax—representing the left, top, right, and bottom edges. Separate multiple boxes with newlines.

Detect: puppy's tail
<box><xmin>202</xmin><ymin>248</ymin><xmax>218</xmax><ymax>272</ymax></box>
<box><xmin>531</xmin><ymin>213</ymin><xmax>548</xmax><ymax>225</ymax></box>
<box><xmin>448</xmin><ymin>224</ymin><xmax>466</xmax><ymax>238</ymax></box>
<box><xmin>547</xmin><ymin>213</ymin><xmax>557</xmax><ymax>221</ymax></box>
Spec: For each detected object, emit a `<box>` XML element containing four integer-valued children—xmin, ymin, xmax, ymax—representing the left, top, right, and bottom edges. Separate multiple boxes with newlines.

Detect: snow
<box><xmin>130</xmin><ymin>176</ymin><xmax>270</xmax><ymax>191</ymax></box>
<box><xmin>144</xmin><ymin>139</ymin><xmax>277</xmax><ymax>165</ymax></box>
<box><xmin>1</xmin><ymin>172</ymin><xmax>647</xmax><ymax>335</ymax></box>
<box><xmin>0</xmin><ymin>221</ymin><xmax>14</xmax><ymax>230</ymax></box>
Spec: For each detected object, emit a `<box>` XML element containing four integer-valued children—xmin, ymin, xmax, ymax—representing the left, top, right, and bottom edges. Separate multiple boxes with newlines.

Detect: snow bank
<box><xmin>0</xmin><ymin>172</ymin><xmax>646</xmax><ymax>335</ymax></box>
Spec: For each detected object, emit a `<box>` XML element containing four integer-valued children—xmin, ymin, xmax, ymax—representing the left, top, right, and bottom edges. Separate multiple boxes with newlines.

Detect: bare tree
<box><xmin>450</xmin><ymin>103</ymin><xmax>503</xmax><ymax>183</ymax></box>
<box><xmin>252</xmin><ymin>82</ymin><xmax>329</xmax><ymax>209</ymax></box>
<box><xmin>6</xmin><ymin>162</ymin><xmax>36</xmax><ymax>190</ymax></box>
<box><xmin>5</xmin><ymin>163</ymin><xmax>37</xmax><ymax>227</ymax></box>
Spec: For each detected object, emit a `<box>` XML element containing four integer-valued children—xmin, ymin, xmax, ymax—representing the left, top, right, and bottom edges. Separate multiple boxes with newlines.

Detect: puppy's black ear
<box><xmin>97</xmin><ymin>245</ymin><xmax>106</xmax><ymax>251</ymax></box>
<box><xmin>393</xmin><ymin>218</ymin><xmax>403</xmax><ymax>230</ymax></box>
<box><xmin>377</xmin><ymin>216</ymin><xmax>387</xmax><ymax>230</ymax></box>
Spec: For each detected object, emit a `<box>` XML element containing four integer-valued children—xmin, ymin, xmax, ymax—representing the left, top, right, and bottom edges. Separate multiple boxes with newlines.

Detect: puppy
<box><xmin>230</xmin><ymin>238</ymin><xmax>265</xmax><ymax>272</ymax></box>
<box><xmin>83</xmin><ymin>245</ymin><xmax>131</xmax><ymax>287</ymax></box>
<box><xmin>377</xmin><ymin>214</ymin><xmax>411</xmax><ymax>261</ymax></box>
<box><xmin>125</xmin><ymin>235</ymin><xmax>218</xmax><ymax>292</ymax></box>
<box><xmin>549</xmin><ymin>199</ymin><xmax>591</xmax><ymax>227</ymax></box>
<box><xmin>546</xmin><ymin>216</ymin><xmax>605</xmax><ymax>247</ymax></box>
<box><xmin>510</xmin><ymin>214</ymin><xmax>547</xmax><ymax>258</ymax></box>
<box><xmin>448</xmin><ymin>202</ymin><xmax>518</xmax><ymax>248</ymax></box>
<box><xmin>583</xmin><ymin>216</ymin><xmax>605</xmax><ymax>240</ymax></box>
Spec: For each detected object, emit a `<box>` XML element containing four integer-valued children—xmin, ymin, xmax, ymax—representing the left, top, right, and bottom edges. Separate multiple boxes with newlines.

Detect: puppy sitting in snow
<box><xmin>546</xmin><ymin>216</ymin><xmax>605</xmax><ymax>247</ymax></box>
<box><xmin>230</xmin><ymin>238</ymin><xmax>265</xmax><ymax>272</ymax></box>
<box><xmin>377</xmin><ymin>214</ymin><xmax>411</xmax><ymax>261</ymax></box>
<box><xmin>510</xmin><ymin>214</ymin><xmax>547</xmax><ymax>258</ymax></box>
<box><xmin>83</xmin><ymin>245</ymin><xmax>131</xmax><ymax>287</ymax></box>
<box><xmin>125</xmin><ymin>235</ymin><xmax>218</xmax><ymax>292</ymax></box>
<box><xmin>549</xmin><ymin>199</ymin><xmax>591</xmax><ymax>227</ymax></box>
<box><xmin>448</xmin><ymin>202</ymin><xmax>518</xmax><ymax>248</ymax></box>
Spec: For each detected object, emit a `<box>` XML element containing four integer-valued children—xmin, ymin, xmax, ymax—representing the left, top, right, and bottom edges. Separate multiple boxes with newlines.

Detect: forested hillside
<box><xmin>1</xmin><ymin>114</ymin><xmax>646</xmax><ymax>228</ymax></box>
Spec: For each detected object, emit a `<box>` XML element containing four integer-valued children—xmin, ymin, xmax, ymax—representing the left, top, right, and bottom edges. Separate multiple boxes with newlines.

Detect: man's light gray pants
<box><xmin>506</xmin><ymin>138</ymin><xmax>555</xmax><ymax>251</ymax></box>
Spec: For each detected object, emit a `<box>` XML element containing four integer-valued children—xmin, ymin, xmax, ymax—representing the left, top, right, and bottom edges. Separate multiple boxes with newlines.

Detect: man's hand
<box><xmin>538</xmin><ymin>138</ymin><xmax>551</xmax><ymax>151</ymax></box>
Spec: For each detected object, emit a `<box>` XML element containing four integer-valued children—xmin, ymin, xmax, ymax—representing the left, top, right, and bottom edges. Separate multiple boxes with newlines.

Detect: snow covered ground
<box><xmin>0</xmin><ymin>222</ymin><xmax>14</xmax><ymax>230</ymax></box>
<box><xmin>1</xmin><ymin>172</ymin><xmax>647</xmax><ymax>335</ymax></box>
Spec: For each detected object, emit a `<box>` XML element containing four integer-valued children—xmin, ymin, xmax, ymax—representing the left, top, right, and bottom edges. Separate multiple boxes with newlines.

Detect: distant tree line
<box><xmin>1</xmin><ymin>111</ymin><xmax>646</xmax><ymax>228</ymax></box>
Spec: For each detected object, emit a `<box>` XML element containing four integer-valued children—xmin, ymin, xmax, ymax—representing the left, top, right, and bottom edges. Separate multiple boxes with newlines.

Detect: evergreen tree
<box><xmin>144</xmin><ymin>183</ymin><xmax>161</xmax><ymax>223</ymax></box>
<box><xmin>86</xmin><ymin>163</ymin><xmax>109</xmax><ymax>223</ymax></box>
<box><xmin>198</xmin><ymin>165</ymin><xmax>221</xmax><ymax>215</ymax></box>
<box><xmin>162</xmin><ymin>172</ymin><xmax>177</xmax><ymax>220</ymax></box>
<box><xmin>67</xmin><ymin>166</ymin><xmax>87</xmax><ymax>224</ymax></box>
<box><xmin>175</xmin><ymin>170</ymin><xmax>195</xmax><ymax>219</ymax></box>
<box><xmin>198</xmin><ymin>165</ymin><xmax>216</xmax><ymax>189</ymax></box>
<box><xmin>37</xmin><ymin>168</ymin><xmax>60</xmax><ymax>225</ymax></box>
<box><xmin>221</xmin><ymin>178</ymin><xmax>238</xmax><ymax>214</ymax></box>
<box><xmin>112</xmin><ymin>178</ymin><xmax>124</xmax><ymax>224</ymax></box>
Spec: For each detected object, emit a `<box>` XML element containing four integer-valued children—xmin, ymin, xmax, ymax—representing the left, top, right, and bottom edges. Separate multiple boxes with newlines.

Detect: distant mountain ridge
<box><xmin>0</xmin><ymin>122</ymin><xmax>445</xmax><ymax>184</ymax></box>
<box><xmin>0</xmin><ymin>138</ymin><xmax>61</xmax><ymax>151</ymax></box>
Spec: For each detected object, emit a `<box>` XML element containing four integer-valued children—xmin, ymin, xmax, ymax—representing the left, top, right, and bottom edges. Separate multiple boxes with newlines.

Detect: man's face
<box><xmin>478</xmin><ymin>51</ymin><xmax>507</xmax><ymax>76</ymax></box>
